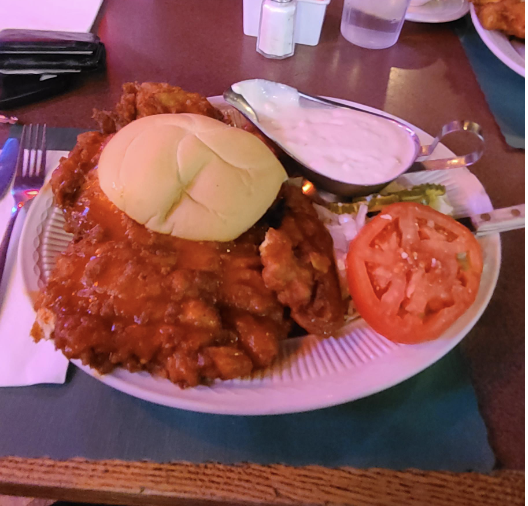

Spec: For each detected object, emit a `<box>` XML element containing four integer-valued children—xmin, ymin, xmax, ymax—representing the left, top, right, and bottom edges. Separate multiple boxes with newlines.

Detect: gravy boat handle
<box><xmin>416</xmin><ymin>120</ymin><xmax>484</xmax><ymax>170</ymax></box>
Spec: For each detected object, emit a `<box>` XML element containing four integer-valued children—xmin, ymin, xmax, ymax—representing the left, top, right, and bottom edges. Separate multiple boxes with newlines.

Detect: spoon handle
<box><xmin>223</xmin><ymin>88</ymin><xmax>259</xmax><ymax>123</ymax></box>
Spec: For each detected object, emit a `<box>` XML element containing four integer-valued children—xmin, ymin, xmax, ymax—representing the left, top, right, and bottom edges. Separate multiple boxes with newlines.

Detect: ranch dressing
<box><xmin>233</xmin><ymin>81</ymin><xmax>417</xmax><ymax>185</ymax></box>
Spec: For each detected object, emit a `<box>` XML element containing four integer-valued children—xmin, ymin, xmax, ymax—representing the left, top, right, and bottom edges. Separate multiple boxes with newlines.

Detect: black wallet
<box><xmin>0</xmin><ymin>29</ymin><xmax>106</xmax><ymax>74</ymax></box>
<box><xmin>0</xmin><ymin>73</ymin><xmax>73</xmax><ymax>108</ymax></box>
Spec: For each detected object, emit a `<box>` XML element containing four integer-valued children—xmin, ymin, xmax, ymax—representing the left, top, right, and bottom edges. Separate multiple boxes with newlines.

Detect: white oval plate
<box><xmin>406</xmin><ymin>0</ymin><xmax>469</xmax><ymax>23</ymax></box>
<box><xmin>19</xmin><ymin>96</ymin><xmax>501</xmax><ymax>415</ymax></box>
<box><xmin>470</xmin><ymin>4</ymin><xmax>525</xmax><ymax>77</ymax></box>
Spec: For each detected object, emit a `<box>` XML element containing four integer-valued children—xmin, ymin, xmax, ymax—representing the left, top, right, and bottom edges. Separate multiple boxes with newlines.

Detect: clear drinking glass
<box><xmin>340</xmin><ymin>0</ymin><xmax>412</xmax><ymax>50</ymax></box>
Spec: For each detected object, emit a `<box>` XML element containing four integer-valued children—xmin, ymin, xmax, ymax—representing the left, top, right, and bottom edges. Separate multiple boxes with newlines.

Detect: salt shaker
<box><xmin>257</xmin><ymin>0</ymin><xmax>297</xmax><ymax>59</ymax></box>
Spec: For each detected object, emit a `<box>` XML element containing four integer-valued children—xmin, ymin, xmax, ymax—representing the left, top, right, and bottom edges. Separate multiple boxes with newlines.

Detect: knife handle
<box><xmin>472</xmin><ymin>204</ymin><xmax>525</xmax><ymax>237</ymax></box>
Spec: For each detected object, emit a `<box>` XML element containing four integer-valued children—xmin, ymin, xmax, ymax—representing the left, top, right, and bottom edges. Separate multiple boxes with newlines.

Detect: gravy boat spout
<box><xmin>224</xmin><ymin>79</ymin><xmax>484</xmax><ymax>199</ymax></box>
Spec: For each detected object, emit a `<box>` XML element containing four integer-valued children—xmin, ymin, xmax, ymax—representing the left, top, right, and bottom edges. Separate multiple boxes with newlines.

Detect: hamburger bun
<box><xmin>98</xmin><ymin>113</ymin><xmax>287</xmax><ymax>241</ymax></box>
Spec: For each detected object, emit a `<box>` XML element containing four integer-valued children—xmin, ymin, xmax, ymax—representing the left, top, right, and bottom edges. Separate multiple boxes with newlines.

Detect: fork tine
<box><xmin>29</xmin><ymin>124</ymin><xmax>38</xmax><ymax>177</ymax></box>
<box><xmin>25</xmin><ymin>123</ymin><xmax>33</xmax><ymax>177</ymax></box>
<box><xmin>13</xmin><ymin>124</ymin><xmax>47</xmax><ymax>180</ymax></box>
<box><xmin>15</xmin><ymin>125</ymin><xmax>28</xmax><ymax>177</ymax></box>
<box><xmin>27</xmin><ymin>123</ymin><xmax>35</xmax><ymax>177</ymax></box>
<box><xmin>38</xmin><ymin>124</ymin><xmax>47</xmax><ymax>177</ymax></box>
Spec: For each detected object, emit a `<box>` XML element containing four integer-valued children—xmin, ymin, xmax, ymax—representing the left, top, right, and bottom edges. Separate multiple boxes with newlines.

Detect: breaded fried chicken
<box><xmin>93</xmin><ymin>82</ymin><xmax>223</xmax><ymax>133</ymax></box>
<box><xmin>33</xmin><ymin>83</ymin><xmax>345</xmax><ymax>387</ymax></box>
<box><xmin>470</xmin><ymin>0</ymin><xmax>525</xmax><ymax>39</ymax></box>
<box><xmin>260</xmin><ymin>186</ymin><xmax>344</xmax><ymax>335</ymax></box>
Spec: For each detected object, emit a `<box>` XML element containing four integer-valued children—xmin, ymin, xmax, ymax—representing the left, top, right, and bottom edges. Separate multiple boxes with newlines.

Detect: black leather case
<box><xmin>0</xmin><ymin>29</ymin><xmax>106</xmax><ymax>74</ymax></box>
<box><xmin>0</xmin><ymin>74</ymin><xmax>73</xmax><ymax>108</ymax></box>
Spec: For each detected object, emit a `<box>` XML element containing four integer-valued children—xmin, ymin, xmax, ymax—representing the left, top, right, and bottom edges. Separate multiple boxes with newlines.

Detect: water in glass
<box><xmin>340</xmin><ymin>0</ymin><xmax>411</xmax><ymax>49</ymax></box>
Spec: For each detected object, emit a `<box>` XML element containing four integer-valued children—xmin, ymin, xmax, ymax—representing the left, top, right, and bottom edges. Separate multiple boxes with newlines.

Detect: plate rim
<box><xmin>470</xmin><ymin>4</ymin><xmax>525</xmax><ymax>77</ymax></box>
<box><xmin>19</xmin><ymin>95</ymin><xmax>502</xmax><ymax>415</ymax></box>
<box><xmin>405</xmin><ymin>0</ymin><xmax>469</xmax><ymax>24</ymax></box>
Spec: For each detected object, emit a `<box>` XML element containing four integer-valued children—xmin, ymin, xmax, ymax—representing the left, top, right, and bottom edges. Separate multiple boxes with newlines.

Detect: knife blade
<box><xmin>0</xmin><ymin>137</ymin><xmax>19</xmax><ymax>198</ymax></box>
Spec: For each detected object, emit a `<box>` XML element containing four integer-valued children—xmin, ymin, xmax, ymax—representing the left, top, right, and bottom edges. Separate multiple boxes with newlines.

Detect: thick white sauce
<box><xmin>233</xmin><ymin>81</ymin><xmax>417</xmax><ymax>185</ymax></box>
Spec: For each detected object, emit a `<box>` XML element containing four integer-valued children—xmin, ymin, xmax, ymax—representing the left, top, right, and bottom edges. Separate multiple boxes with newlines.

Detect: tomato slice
<box><xmin>346</xmin><ymin>202</ymin><xmax>483</xmax><ymax>344</ymax></box>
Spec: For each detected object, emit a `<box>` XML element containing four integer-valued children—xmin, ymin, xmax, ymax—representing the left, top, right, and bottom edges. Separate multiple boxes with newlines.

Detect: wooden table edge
<box><xmin>0</xmin><ymin>457</ymin><xmax>524</xmax><ymax>506</ymax></box>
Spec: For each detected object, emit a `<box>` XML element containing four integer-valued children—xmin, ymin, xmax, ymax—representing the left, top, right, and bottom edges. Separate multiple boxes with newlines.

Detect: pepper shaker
<box><xmin>257</xmin><ymin>0</ymin><xmax>297</xmax><ymax>59</ymax></box>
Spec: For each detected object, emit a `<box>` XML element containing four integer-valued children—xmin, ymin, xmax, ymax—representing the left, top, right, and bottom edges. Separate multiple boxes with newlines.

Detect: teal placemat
<box><xmin>457</xmin><ymin>16</ymin><xmax>525</xmax><ymax>149</ymax></box>
<box><xmin>0</xmin><ymin>128</ymin><xmax>496</xmax><ymax>472</ymax></box>
<box><xmin>0</xmin><ymin>346</ymin><xmax>495</xmax><ymax>471</ymax></box>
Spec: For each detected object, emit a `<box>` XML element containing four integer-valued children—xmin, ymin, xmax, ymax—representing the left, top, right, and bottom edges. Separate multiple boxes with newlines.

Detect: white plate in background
<box><xmin>470</xmin><ymin>4</ymin><xmax>525</xmax><ymax>77</ymax></box>
<box><xmin>19</xmin><ymin>96</ymin><xmax>501</xmax><ymax>415</ymax></box>
<box><xmin>406</xmin><ymin>0</ymin><xmax>469</xmax><ymax>23</ymax></box>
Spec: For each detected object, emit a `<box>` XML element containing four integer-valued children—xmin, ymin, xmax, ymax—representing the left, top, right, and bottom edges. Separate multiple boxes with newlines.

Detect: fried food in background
<box><xmin>93</xmin><ymin>82</ymin><xmax>223</xmax><ymax>133</ymax></box>
<box><xmin>470</xmin><ymin>0</ymin><xmax>525</xmax><ymax>39</ymax></box>
<box><xmin>33</xmin><ymin>83</ymin><xmax>344</xmax><ymax>387</ymax></box>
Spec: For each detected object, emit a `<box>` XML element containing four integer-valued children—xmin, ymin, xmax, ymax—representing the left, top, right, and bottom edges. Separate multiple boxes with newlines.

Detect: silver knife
<box><xmin>0</xmin><ymin>138</ymin><xmax>19</xmax><ymax>199</ymax></box>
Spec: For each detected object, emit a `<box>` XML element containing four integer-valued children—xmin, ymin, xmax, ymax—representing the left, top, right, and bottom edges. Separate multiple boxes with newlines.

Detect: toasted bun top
<box><xmin>98</xmin><ymin>114</ymin><xmax>287</xmax><ymax>241</ymax></box>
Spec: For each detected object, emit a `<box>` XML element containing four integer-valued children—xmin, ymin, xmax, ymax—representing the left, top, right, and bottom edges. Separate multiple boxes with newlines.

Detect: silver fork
<box><xmin>0</xmin><ymin>124</ymin><xmax>47</xmax><ymax>286</ymax></box>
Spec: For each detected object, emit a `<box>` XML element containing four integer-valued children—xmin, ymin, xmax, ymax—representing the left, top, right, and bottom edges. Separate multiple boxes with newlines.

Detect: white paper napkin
<box><xmin>0</xmin><ymin>150</ymin><xmax>69</xmax><ymax>386</ymax></box>
<box><xmin>0</xmin><ymin>0</ymin><xmax>103</xmax><ymax>33</ymax></box>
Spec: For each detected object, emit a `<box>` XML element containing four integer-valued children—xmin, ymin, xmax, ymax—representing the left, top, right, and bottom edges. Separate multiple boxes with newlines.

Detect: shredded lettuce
<box><xmin>315</xmin><ymin>184</ymin><xmax>454</xmax><ymax>322</ymax></box>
